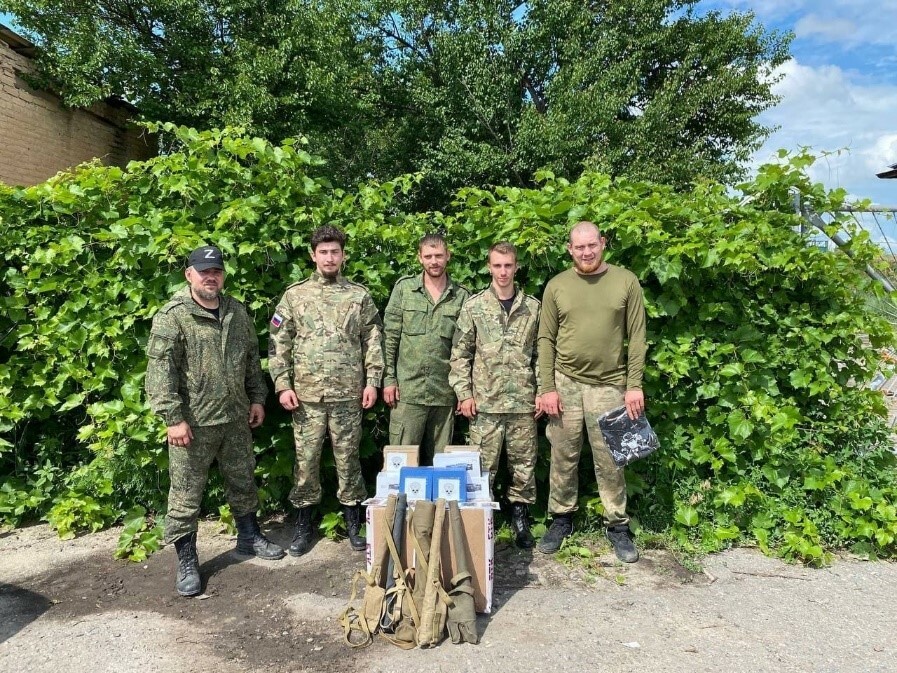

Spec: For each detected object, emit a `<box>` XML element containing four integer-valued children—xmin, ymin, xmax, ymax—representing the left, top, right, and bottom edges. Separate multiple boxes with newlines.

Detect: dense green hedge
<box><xmin>2</xmin><ymin>125</ymin><xmax>895</xmax><ymax>563</ymax></box>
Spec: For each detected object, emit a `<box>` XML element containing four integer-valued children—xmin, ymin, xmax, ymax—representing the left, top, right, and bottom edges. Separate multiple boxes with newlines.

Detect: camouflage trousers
<box><xmin>546</xmin><ymin>371</ymin><xmax>628</xmax><ymax>526</ymax></box>
<box><xmin>388</xmin><ymin>401</ymin><xmax>454</xmax><ymax>466</ymax></box>
<box><xmin>469</xmin><ymin>411</ymin><xmax>536</xmax><ymax>504</ymax></box>
<box><xmin>289</xmin><ymin>400</ymin><xmax>366</xmax><ymax>508</ymax></box>
<box><xmin>165</xmin><ymin>420</ymin><xmax>259</xmax><ymax>544</ymax></box>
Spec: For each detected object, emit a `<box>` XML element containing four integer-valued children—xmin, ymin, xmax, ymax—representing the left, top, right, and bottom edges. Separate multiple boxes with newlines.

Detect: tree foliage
<box><xmin>1</xmin><ymin>125</ymin><xmax>896</xmax><ymax>564</ymax></box>
<box><xmin>3</xmin><ymin>0</ymin><xmax>790</xmax><ymax>206</ymax></box>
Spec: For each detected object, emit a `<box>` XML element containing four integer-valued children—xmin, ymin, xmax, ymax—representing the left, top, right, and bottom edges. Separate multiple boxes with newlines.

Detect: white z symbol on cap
<box><xmin>204</xmin><ymin>248</ymin><xmax>215</xmax><ymax>258</ymax></box>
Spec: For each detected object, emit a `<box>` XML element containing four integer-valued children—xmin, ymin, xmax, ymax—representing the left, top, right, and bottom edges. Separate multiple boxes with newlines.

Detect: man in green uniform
<box><xmin>383</xmin><ymin>233</ymin><xmax>470</xmax><ymax>464</ymax></box>
<box><xmin>536</xmin><ymin>222</ymin><xmax>647</xmax><ymax>562</ymax></box>
<box><xmin>268</xmin><ymin>226</ymin><xmax>384</xmax><ymax>556</ymax></box>
<box><xmin>146</xmin><ymin>245</ymin><xmax>285</xmax><ymax>598</ymax></box>
<box><xmin>449</xmin><ymin>242</ymin><xmax>543</xmax><ymax>548</ymax></box>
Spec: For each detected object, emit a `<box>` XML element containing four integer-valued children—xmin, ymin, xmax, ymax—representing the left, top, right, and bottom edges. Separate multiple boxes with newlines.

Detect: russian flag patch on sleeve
<box><xmin>271</xmin><ymin>313</ymin><xmax>284</xmax><ymax>328</ymax></box>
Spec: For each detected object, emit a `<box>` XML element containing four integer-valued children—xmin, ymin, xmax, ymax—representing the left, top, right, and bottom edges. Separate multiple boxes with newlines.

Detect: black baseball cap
<box><xmin>187</xmin><ymin>245</ymin><xmax>224</xmax><ymax>271</ymax></box>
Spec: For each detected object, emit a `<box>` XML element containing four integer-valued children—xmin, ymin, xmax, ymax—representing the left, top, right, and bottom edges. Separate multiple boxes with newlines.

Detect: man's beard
<box><xmin>320</xmin><ymin>269</ymin><xmax>339</xmax><ymax>280</ymax></box>
<box><xmin>573</xmin><ymin>258</ymin><xmax>602</xmax><ymax>274</ymax></box>
<box><xmin>194</xmin><ymin>286</ymin><xmax>220</xmax><ymax>301</ymax></box>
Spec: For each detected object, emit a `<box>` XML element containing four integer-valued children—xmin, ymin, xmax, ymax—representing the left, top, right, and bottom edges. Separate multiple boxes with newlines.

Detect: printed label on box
<box><xmin>433</xmin><ymin>451</ymin><xmax>482</xmax><ymax>480</ymax></box>
<box><xmin>375</xmin><ymin>471</ymin><xmax>400</xmax><ymax>499</ymax></box>
<box><xmin>435</xmin><ymin>477</ymin><xmax>463</xmax><ymax>501</ymax></box>
<box><xmin>465</xmin><ymin>475</ymin><xmax>491</xmax><ymax>501</ymax></box>
<box><xmin>382</xmin><ymin>445</ymin><xmax>419</xmax><ymax>472</ymax></box>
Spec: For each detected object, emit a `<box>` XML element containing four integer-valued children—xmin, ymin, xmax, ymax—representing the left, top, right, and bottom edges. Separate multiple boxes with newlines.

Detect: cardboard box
<box><xmin>399</xmin><ymin>466</ymin><xmax>432</xmax><ymax>502</ymax></box>
<box><xmin>382</xmin><ymin>445</ymin><xmax>419</xmax><ymax>472</ymax></box>
<box><xmin>433</xmin><ymin>451</ymin><xmax>482</xmax><ymax>481</ymax></box>
<box><xmin>444</xmin><ymin>444</ymin><xmax>478</xmax><ymax>454</ymax></box>
<box><xmin>374</xmin><ymin>471</ymin><xmax>400</xmax><ymax>499</ymax></box>
<box><xmin>431</xmin><ymin>468</ymin><xmax>467</xmax><ymax>501</ymax></box>
<box><xmin>364</xmin><ymin>501</ymin><xmax>495</xmax><ymax>613</ymax></box>
<box><xmin>465</xmin><ymin>475</ymin><xmax>492</xmax><ymax>502</ymax></box>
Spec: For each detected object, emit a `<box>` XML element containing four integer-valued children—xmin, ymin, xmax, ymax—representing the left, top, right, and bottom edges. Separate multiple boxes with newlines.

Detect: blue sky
<box><xmin>3</xmin><ymin>4</ymin><xmax>896</xmax><ymax>231</ymax></box>
<box><xmin>695</xmin><ymin>0</ymin><xmax>897</xmax><ymax>243</ymax></box>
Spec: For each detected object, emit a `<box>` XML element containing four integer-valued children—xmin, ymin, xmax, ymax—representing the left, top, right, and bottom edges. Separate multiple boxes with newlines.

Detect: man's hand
<box><xmin>457</xmin><ymin>397</ymin><xmax>477</xmax><ymax>419</ymax></box>
<box><xmin>383</xmin><ymin>385</ymin><xmax>399</xmax><ymax>408</ymax></box>
<box><xmin>541</xmin><ymin>391</ymin><xmax>564</xmax><ymax>418</ymax></box>
<box><xmin>167</xmin><ymin>421</ymin><xmax>194</xmax><ymax>447</ymax></box>
<box><xmin>362</xmin><ymin>385</ymin><xmax>378</xmax><ymax>409</ymax></box>
<box><xmin>624</xmin><ymin>389</ymin><xmax>645</xmax><ymax>420</ymax></box>
<box><xmin>248</xmin><ymin>403</ymin><xmax>265</xmax><ymax>429</ymax></box>
<box><xmin>279</xmin><ymin>389</ymin><xmax>300</xmax><ymax>411</ymax></box>
<box><xmin>534</xmin><ymin>395</ymin><xmax>545</xmax><ymax>420</ymax></box>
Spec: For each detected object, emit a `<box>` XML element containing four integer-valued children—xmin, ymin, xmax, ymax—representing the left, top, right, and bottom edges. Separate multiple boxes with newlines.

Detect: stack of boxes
<box><xmin>363</xmin><ymin>445</ymin><xmax>499</xmax><ymax>613</ymax></box>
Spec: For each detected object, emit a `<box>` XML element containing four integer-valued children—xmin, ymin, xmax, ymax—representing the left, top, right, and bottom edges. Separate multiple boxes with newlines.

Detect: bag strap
<box><xmin>382</xmin><ymin>511</ymin><xmax>420</xmax><ymax>627</ymax></box>
<box><xmin>339</xmin><ymin>570</ymin><xmax>374</xmax><ymax>648</ymax></box>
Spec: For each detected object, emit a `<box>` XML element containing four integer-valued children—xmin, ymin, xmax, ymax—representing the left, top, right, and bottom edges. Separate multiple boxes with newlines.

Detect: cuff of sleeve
<box><xmin>273</xmin><ymin>377</ymin><xmax>292</xmax><ymax>394</ymax></box>
<box><xmin>165</xmin><ymin>412</ymin><xmax>185</xmax><ymax>426</ymax></box>
<box><xmin>367</xmin><ymin>375</ymin><xmax>383</xmax><ymax>388</ymax></box>
<box><xmin>538</xmin><ymin>386</ymin><xmax>556</xmax><ymax>396</ymax></box>
<box><xmin>383</xmin><ymin>376</ymin><xmax>397</xmax><ymax>388</ymax></box>
<box><xmin>250</xmin><ymin>397</ymin><xmax>267</xmax><ymax>406</ymax></box>
<box><xmin>455</xmin><ymin>386</ymin><xmax>473</xmax><ymax>401</ymax></box>
<box><xmin>626</xmin><ymin>381</ymin><xmax>643</xmax><ymax>391</ymax></box>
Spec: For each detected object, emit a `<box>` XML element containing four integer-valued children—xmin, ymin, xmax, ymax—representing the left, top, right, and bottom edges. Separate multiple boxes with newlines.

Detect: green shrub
<box><xmin>1</xmin><ymin>125</ymin><xmax>894</xmax><ymax>563</ymax></box>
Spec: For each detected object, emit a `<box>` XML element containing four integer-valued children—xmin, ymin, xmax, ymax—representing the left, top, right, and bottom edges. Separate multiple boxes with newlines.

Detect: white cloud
<box><xmin>753</xmin><ymin>59</ymin><xmax>897</xmax><ymax>206</ymax></box>
<box><xmin>699</xmin><ymin>1</ymin><xmax>897</xmax><ymax>51</ymax></box>
<box><xmin>794</xmin><ymin>6</ymin><xmax>897</xmax><ymax>49</ymax></box>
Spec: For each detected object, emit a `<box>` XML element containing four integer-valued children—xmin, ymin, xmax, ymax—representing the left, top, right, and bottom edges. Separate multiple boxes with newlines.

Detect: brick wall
<box><xmin>0</xmin><ymin>30</ymin><xmax>155</xmax><ymax>187</ymax></box>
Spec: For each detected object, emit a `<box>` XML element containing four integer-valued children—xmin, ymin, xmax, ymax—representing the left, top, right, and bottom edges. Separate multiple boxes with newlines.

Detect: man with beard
<box><xmin>536</xmin><ymin>222</ymin><xmax>647</xmax><ymax>562</ymax></box>
<box><xmin>383</xmin><ymin>233</ymin><xmax>470</xmax><ymax>464</ymax></box>
<box><xmin>146</xmin><ymin>245</ymin><xmax>285</xmax><ymax>598</ymax></box>
<box><xmin>268</xmin><ymin>226</ymin><xmax>384</xmax><ymax>556</ymax></box>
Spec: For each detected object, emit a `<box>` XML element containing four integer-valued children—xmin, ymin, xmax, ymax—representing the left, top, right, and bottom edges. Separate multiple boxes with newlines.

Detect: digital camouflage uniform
<box><xmin>145</xmin><ymin>287</ymin><xmax>268</xmax><ymax>544</ymax></box>
<box><xmin>268</xmin><ymin>272</ymin><xmax>384</xmax><ymax>507</ymax></box>
<box><xmin>383</xmin><ymin>274</ymin><xmax>469</xmax><ymax>463</ymax></box>
<box><xmin>449</xmin><ymin>287</ymin><xmax>540</xmax><ymax>504</ymax></box>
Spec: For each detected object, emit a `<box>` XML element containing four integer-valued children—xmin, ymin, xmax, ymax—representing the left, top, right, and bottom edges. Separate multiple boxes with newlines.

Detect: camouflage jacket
<box><xmin>268</xmin><ymin>272</ymin><xmax>384</xmax><ymax>403</ymax></box>
<box><xmin>449</xmin><ymin>286</ymin><xmax>541</xmax><ymax>414</ymax></box>
<box><xmin>145</xmin><ymin>287</ymin><xmax>268</xmax><ymax>427</ymax></box>
<box><xmin>383</xmin><ymin>273</ymin><xmax>470</xmax><ymax>406</ymax></box>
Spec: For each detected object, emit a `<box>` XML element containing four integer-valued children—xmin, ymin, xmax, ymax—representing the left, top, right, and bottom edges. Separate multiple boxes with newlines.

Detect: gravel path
<box><xmin>1</xmin><ymin>520</ymin><xmax>894</xmax><ymax>673</ymax></box>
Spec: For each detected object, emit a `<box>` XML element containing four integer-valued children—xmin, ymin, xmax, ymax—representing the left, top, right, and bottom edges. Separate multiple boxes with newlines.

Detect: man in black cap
<box><xmin>146</xmin><ymin>244</ymin><xmax>284</xmax><ymax>597</ymax></box>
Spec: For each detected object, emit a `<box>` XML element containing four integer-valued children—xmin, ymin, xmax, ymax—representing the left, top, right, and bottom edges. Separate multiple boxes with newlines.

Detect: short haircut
<box><xmin>311</xmin><ymin>225</ymin><xmax>346</xmax><ymax>251</ymax></box>
<box><xmin>568</xmin><ymin>220</ymin><xmax>601</xmax><ymax>243</ymax></box>
<box><xmin>418</xmin><ymin>233</ymin><xmax>447</xmax><ymax>251</ymax></box>
<box><xmin>488</xmin><ymin>241</ymin><xmax>517</xmax><ymax>262</ymax></box>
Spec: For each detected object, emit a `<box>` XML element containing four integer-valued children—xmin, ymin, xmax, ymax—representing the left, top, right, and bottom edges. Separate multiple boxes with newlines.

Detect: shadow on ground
<box><xmin>0</xmin><ymin>584</ymin><xmax>53</xmax><ymax>644</ymax></box>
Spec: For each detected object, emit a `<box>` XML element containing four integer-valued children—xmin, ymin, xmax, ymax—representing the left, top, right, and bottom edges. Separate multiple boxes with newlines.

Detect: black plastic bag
<box><xmin>597</xmin><ymin>406</ymin><xmax>660</xmax><ymax>467</ymax></box>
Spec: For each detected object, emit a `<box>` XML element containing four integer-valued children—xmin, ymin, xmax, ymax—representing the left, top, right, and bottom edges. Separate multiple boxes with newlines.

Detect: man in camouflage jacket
<box><xmin>268</xmin><ymin>226</ymin><xmax>384</xmax><ymax>555</ymax></box>
<box><xmin>449</xmin><ymin>241</ymin><xmax>543</xmax><ymax>548</ymax></box>
<box><xmin>146</xmin><ymin>245</ymin><xmax>284</xmax><ymax>598</ymax></box>
<box><xmin>383</xmin><ymin>233</ymin><xmax>469</xmax><ymax>464</ymax></box>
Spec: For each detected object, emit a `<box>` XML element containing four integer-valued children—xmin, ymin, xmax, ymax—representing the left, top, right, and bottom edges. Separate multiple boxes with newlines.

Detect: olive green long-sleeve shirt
<box><xmin>268</xmin><ymin>273</ymin><xmax>384</xmax><ymax>403</ymax></box>
<box><xmin>383</xmin><ymin>274</ymin><xmax>469</xmax><ymax>406</ymax></box>
<box><xmin>449</xmin><ymin>286</ymin><xmax>541</xmax><ymax>413</ymax></box>
<box><xmin>538</xmin><ymin>265</ymin><xmax>647</xmax><ymax>394</ymax></box>
<box><xmin>145</xmin><ymin>287</ymin><xmax>268</xmax><ymax>427</ymax></box>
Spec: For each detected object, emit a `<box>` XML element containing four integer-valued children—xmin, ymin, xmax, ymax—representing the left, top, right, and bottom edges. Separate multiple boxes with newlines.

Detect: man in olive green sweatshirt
<box><xmin>536</xmin><ymin>221</ymin><xmax>647</xmax><ymax>562</ymax></box>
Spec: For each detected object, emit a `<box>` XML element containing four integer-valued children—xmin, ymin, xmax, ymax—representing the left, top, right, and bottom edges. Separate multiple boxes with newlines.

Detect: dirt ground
<box><xmin>2</xmin><ymin>517</ymin><xmax>896</xmax><ymax>673</ymax></box>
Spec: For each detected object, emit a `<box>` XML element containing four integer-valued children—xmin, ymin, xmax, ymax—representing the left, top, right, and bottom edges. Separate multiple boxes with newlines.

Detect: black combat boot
<box><xmin>234</xmin><ymin>512</ymin><xmax>286</xmax><ymax>560</ymax></box>
<box><xmin>606</xmin><ymin>524</ymin><xmax>639</xmax><ymax>563</ymax></box>
<box><xmin>289</xmin><ymin>506</ymin><xmax>314</xmax><ymax>557</ymax></box>
<box><xmin>343</xmin><ymin>503</ymin><xmax>366</xmax><ymax>552</ymax></box>
<box><xmin>536</xmin><ymin>513</ymin><xmax>573</xmax><ymax>554</ymax></box>
<box><xmin>510</xmin><ymin>502</ymin><xmax>535</xmax><ymax>549</ymax></box>
<box><xmin>173</xmin><ymin>532</ymin><xmax>201</xmax><ymax>597</ymax></box>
